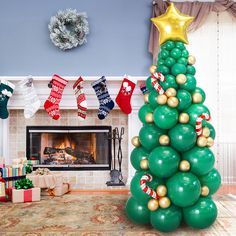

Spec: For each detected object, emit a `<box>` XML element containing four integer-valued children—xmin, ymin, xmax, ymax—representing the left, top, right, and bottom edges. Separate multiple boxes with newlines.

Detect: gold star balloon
<box><xmin>151</xmin><ymin>3</ymin><xmax>194</xmax><ymax>45</ymax></box>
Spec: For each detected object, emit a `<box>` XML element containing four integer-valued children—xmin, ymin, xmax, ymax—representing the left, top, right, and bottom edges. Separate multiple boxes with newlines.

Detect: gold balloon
<box><xmin>202</xmin><ymin>127</ymin><xmax>210</xmax><ymax>138</ymax></box>
<box><xmin>145</xmin><ymin>113</ymin><xmax>154</xmax><ymax>123</ymax></box>
<box><xmin>201</xmin><ymin>186</ymin><xmax>210</xmax><ymax>196</ymax></box>
<box><xmin>144</xmin><ymin>93</ymin><xmax>149</xmax><ymax>103</ymax></box>
<box><xmin>159</xmin><ymin>135</ymin><xmax>170</xmax><ymax>146</ymax></box>
<box><xmin>159</xmin><ymin>197</ymin><xmax>171</xmax><ymax>209</ymax></box>
<box><xmin>149</xmin><ymin>65</ymin><xmax>157</xmax><ymax>74</ymax></box>
<box><xmin>179</xmin><ymin>113</ymin><xmax>189</xmax><ymax>123</ymax></box>
<box><xmin>176</xmin><ymin>74</ymin><xmax>187</xmax><ymax>84</ymax></box>
<box><xmin>148</xmin><ymin>199</ymin><xmax>159</xmax><ymax>211</ymax></box>
<box><xmin>156</xmin><ymin>185</ymin><xmax>167</xmax><ymax>197</ymax></box>
<box><xmin>131</xmin><ymin>136</ymin><xmax>140</xmax><ymax>147</ymax></box>
<box><xmin>192</xmin><ymin>92</ymin><xmax>203</xmax><ymax>103</ymax></box>
<box><xmin>165</xmin><ymin>88</ymin><xmax>177</xmax><ymax>97</ymax></box>
<box><xmin>188</xmin><ymin>55</ymin><xmax>196</xmax><ymax>65</ymax></box>
<box><xmin>197</xmin><ymin>136</ymin><xmax>208</xmax><ymax>147</ymax></box>
<box><xmin>179</xmin><ymin>160</ymin><xmax>190</xmax><ymax>171</ymax></box>
<box><xmin>207</xmin><ymin>137</ymin><xmax>214</xmax><ymax>147</ymax></box>
<box><xmin>157</xmin><ymin>94</ymin><xmax>168</xmax><ymax>105</ymax></box>
<box><xmin>151</xmin><ymin>3</ymin><xmax>194</xmax><ymax>45</ymax></box>
<box><xmin>140</xmin><ymin>159</ymin><xmax>149</xmax><ymax>170</ymax></box>
<box><xmin>167</xmin><ymin>97</ymin><xmax>179</xmax><ymax>108</ymax></box>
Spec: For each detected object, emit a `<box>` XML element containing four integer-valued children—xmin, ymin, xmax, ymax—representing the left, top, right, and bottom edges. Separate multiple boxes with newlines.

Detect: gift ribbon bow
<box><xmin>15</xmin><ymin>178</ymin><xmax>34</xmax><ymax>190</ymax></box>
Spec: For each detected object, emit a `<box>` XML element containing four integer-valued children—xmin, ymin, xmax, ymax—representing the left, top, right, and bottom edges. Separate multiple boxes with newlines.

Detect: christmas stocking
<box><xmin>44</xmin><ymin>74</ymin><xmax>68</xmax><ymax>120</ymax></box>
<box><xmin>17</xmin><ymin>76</ymin><xmax>41</xmax><ymax>119</ymax></box>
<box><xmin>0</xmin><ymin>79</ymin><xmax>15</xmax><ymax>119</ymax></box>
<box><xmin>73</xmin><ymin>76</ymin><xmax>87</xmax><ymax>121</ymax></box>
<box><xmin>91</xmin><ymin>76</ymin><xmax>114</xmax><ymax>120</ymax></box>
<box><xmin>115</xmin><ymin>76</ymin><xmax>136</xmax><ymax>114</ymax></box>
<box><xmin>140</xmin><ymin>83</ymin><xmax>149</xmax><ymax>95</ymax></box>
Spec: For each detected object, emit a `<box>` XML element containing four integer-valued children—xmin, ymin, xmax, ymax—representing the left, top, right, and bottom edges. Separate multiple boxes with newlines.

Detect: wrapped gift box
<box><xmin>12</xmin><ymin>187</ymin><xmax>41</xmax><ymax>203</ymax></box>
<box><xmin>27</xmin><ymin>160</ymin><xmax>39</xmax><ymax>165</ymax></box>
<box><xmin>41</xmin><ymin>183</ymin><xmax>70</xmax><ymax>197</ymax></box>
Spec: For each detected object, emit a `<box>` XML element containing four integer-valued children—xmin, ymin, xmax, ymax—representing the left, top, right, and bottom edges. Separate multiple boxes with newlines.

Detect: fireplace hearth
<box><xmin>26</xmin><ymin>126</ymin><xmax>112</xmax><ymax>171</ymax></box>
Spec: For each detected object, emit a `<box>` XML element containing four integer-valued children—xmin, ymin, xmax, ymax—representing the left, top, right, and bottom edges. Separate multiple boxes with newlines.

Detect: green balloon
<box><xmin>178</xmin><ymin>57</ymin><xmax>188</xmax><ymax>65</ymax></box>
<box><xmin>183</xmin><ymin>197</ymin><xmax>217</xmax><ymax>229</ymax></box>
<box><xmin>183</xmin><ymin>147</ymin><xmax>215</xmax><ymax>176</ymax></box>
<box><xmin>149</xmin><ymin>146</ymin><xmax>180</xmax><ymax>178</ymax></box>
<box><xmin>160</xmin><ymin>50</ymin><xmax>169</xmax><ymax>59</ymax></box>
<box><xmin>153</xmin><ymin>105</ymin><xmax>179</xmax><ymax>130</ymax></box>
<box><xmin>160</xmin><ymin>74</ymin><xmax>178</xmax><ymax>90</ymax></box>
<box><xmin>157</xmin><ymin>65</ymin><xmax>169</xmax><ymax>75</ymax></box>
<box><xmin>204</xmin><ymin>122</ymin><xmax>216</xmax><ymax>139</ymax></box>
<box><xmin>182</xmin><ymin>49</ymin><xmax>189</xmax><ymax>58</ymax></box>
<box><xmin>167</xmin><ymin>172</ymin><xmax>201</xmax><ymax>207</ymax></box>
<box><xmin>179</xmin><ymin>74</ymin><xmax>196</xmax><ymax>92</ymax></box>
<box><xmin>130</xmin><ymin>171</ymin><xmax>163</xmax><ymax>204</ymax></box>
<box><xmin>148</xmin><ymin>90</ymin><xmax>159</xmax><ymax>109</ymax></box>
<box><xmin>138</xmin><ymin>104</ymin><xmax>153</xmax><ymax>124</ymax></box>
<box><xmin>171</xmin><ymin>63</ymin><xmax>187</xmax><ymax>76</ymax></box>
<box><xmin>192</xmin><ymin>87</ymin><xmax>206</xmax><ymax>103</ymax></box>
<box><xmin>169</xmin><ymin>124</ymin><xmax>197</xmax><ymax>152</ymax></box>
<box><xmin>125</xmin><ymin>197</ymin><xmax>150</xmax><ymax>225</ymax></box>
<box><xmin>163</xmin><ymin>40</ymin><xmax>175</xmax><ymax>51</ymax></box>
<box><xmin>186</xmin><ymin>65</ymin><xmax>196</xmax><ymax>75</ymax></box>
<box><xmin>176</xmin><ymin>41</ymin><xmax>185</xmax><ymax>50</ymax></box>
<box><xmin>199</xmin><ymin>168</ymin><xmax>221</xmax><ymax>195</ymax></box>
<box><xmin>131</xmin><ymin>147</ymin><xmax>149</xmax><ymax>171</ymax></box>
<box><xmin>146</xmin><ymin>76</ymin><xmax>154</xmax><ymax>92</ymax></box>
<box><xmin>157</xmin><ymin>59</ymin><xmax>165</xmax><ymax>66</ymax></box>
<box><xmin>139</xmin><ymin>124</ymin><xmax>165</xmax><ymax>151</ymax></box>
<box><xmin>165</xmin><ymin>57</ymin><xmax>176</xmax><ymax>67</ymax></box>
<box><xmin>170</xmin><ymin>48</ymin><xmax>182</xmax><ymax>59</ymax></box>
<box><xmin>177</xmin><ymin>89</ymin><xmax>192</xmax><ymax>111</ymax></box>
<box><xmin>150</xmin><ymin>205</ymin><xmax>182</xmax><ymax>232</ymax></box>
<box><xmin>186</xmin><ymin>104</ymin><xmax>210</xmax><ymax>127</ymax></box>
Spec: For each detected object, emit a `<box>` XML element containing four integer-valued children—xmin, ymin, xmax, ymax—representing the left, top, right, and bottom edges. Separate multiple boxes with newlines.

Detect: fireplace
<box><xmin>26</xmin><ymin>126</ymin><xmax>112</xmax><ymax>171</ymax></box>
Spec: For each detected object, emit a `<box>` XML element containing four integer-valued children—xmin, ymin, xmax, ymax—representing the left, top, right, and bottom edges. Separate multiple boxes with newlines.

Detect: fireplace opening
<box><xmin>26</xmin><ymin>126</ymin><xmax>112</xmax><ymax>171</ymax></box>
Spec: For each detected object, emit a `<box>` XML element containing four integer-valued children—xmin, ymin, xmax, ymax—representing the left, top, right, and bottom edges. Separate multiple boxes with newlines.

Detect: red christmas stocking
<box><xmin>44</xmin><ymin>74</ymin><xmax>68</xmax><ymax>120</ymax></box>
<box><xmin>115</xmin><ymin>76</ymin><xmax>136</xmax><ymax>114</ymax></box>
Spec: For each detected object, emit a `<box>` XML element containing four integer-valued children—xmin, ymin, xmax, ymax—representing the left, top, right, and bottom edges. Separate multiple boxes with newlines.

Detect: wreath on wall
<box><xmin>48</xmin><ymin>9</ymin><xmax>89</xmax><ymax>51</ymax></box>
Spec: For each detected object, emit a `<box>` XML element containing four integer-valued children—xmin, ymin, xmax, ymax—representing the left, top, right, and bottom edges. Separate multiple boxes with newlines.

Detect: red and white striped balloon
<box><xmin>196</xmin><ymin>113</ymin><xmax>211</xmax><ymax>136</ymax></box>
<box><xmin>140</xmin><ymin>174</ymin><xmax>159</xmax><ymax>200</ymax></box>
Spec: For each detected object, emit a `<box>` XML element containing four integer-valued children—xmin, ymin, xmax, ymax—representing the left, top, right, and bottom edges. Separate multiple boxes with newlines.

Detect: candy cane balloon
<box><xmin>140</xmin><ymin>174</ymin><xmax>159</xmax><ymax>200</ymax></box>
<box><xmin>196</xmin><ymin>113</ymin><xmax>211</xmax><ymax>136</ymax></box>
<box><xmin>151</xmin><ymin>72</ymin><xmax>166</xmax><ymax>95</ymax></box>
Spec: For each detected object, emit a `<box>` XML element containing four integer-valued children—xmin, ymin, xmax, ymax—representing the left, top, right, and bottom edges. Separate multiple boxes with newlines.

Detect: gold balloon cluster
<box><xmin>157</xmin><ymin>88</ymin><xmax>179</xmax><ymax>108</ymax></box>
<box><xmin>148</xmin><ymin>185</ymin><xmax>171</xmax><ymax>211</ymax></box>
<box><xmin>196</xmin><ymin>127</ymin><xmax>214</xmax><ymax>147</ymax></box>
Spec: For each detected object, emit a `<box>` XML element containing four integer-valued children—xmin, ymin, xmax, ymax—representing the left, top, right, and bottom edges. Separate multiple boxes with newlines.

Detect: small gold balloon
<box><xmin>148</xmin><ymin>199</ymin><xmax>159</xmax><ymax>211</ymax></box>
<box><xmin>159</xmin><ymin>135</ymin><xmax>170</xmax><ymax>146</ymax></box>
<box><xmin>176</xmin><ymin>74</ymin><xmax>187</xmax><ymax>84</ymax></box>
<box><xmin>179</xmin><ymin>160</ymin><xmax>190</xmax><ymax>171</ymax></box>
<box><xmin>202</xmin><ymin>127</ymin><xmax>210</xmax><ymax>138</ymax></box>
<box><xmin>157</xmin><ymin>94</ymin><xmax>168</xmax><ymax>105</ymax></box>
<box><xmin>131</xmin><ymin>136</ymin><xmax>140</xmax><ymax>147</ymax></box>
<box><xmin>192</xmin><ymin>92</ymin><xmax>203</xmax><ymax>103</ymax></box>
<box><xmin>179</xmin><ymin>113</ymin><xmax>189</xmax><ymax>123</ymax></box>
<box><xmin>207</xmin><ymin>137</ymin><xmax>214</xmax><ymax>147</ymax></box>
<box><xmin>188</xmin><ymin>55</ymin><xmax>196</xmax><ymax>65</ymax></box>
<box><xmin>167</xmin><ymin>97</ymin><xmax>179</xmax><ymax>108</ymax></box>
<box><xmin>149</xmin><ymin>65</ymin><xmax>157</xmax><ymax>74</ymax></box>
<box><xmin>156</xmin><ymin>185</ymin><xmax>167</xmax><ymax>197</ymax></box>
<box><xmin>165</xmin><ymin>88</ymin><xmax>177</xmax><ymax>97</ymax></box>
<box><xmin>197</xmin><ymin>136</ymin><xmax>208</xmax><ymax>147</ymax></box>
<box><xmin>201</xmin><ymin>186</ymin><xmax>210</xmax><ymax>196</ymax></box>
<box><xmin>140</xmin><ymin>159</ymin><xmax>149</xmax><ymax>170</ymax></box>
<box><xmin>159</xmin><ymin>197</ymin><xmax>171</xmax><ymax>209</ymax></box>
<box><xmin>145</xmin><ymin>113</ymin><xmax>154</xmax><ymax>123</ymax></box>
<box><xmin>144</xmin><ymin>93</ymin><xmax>149</xmax><ymax>103</ymax></box>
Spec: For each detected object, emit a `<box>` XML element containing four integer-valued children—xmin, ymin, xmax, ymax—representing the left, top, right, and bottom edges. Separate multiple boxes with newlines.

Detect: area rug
<box><xmin>0</xmin><ymin>193</ymin><xmax>235</xmax><ymax>236</ymax></box>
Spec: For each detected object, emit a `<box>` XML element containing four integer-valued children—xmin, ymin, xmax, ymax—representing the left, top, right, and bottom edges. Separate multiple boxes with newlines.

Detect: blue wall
<box><xmin>0</xmin><ymin>0</ymin><xmax>152</xmax><ymax>76</ymax></box>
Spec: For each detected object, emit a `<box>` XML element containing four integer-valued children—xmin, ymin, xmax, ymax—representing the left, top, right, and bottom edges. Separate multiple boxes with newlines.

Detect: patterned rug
<box><xmin>0</xmin><ymin>193</ymin><xmax>235</xmax><ymax>236</ymax></box>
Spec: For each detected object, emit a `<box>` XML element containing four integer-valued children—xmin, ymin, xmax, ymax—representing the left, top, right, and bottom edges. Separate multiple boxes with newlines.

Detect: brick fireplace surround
<box><xmin>0</xmin><ymin>76</ymin><xmax>145</xmax><ymax>189</ymax></box>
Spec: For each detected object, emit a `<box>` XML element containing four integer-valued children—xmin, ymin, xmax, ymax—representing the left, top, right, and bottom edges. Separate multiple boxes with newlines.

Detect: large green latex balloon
<box><xmin>153</xmin><ymin>105</ymin><xmax>178</xmax><ymax>130</ymax></box>
<box><xmin>183</xmin><ymin>147</ymin><xmax>215</xmax><ymax>176</ymax></box>
<box><xmin>186</xmin><ymin>65</ymin><xmax>196</xmax><ymax>75</ymax></box>
<box><xmin>149</xmin><ymin>146</ymin><xmax>180</xmax><ymax>178</ymax></box>
<box><xmin>169</xmin><ymin>124</ymin><xmax>197</xmax><ymax>152</ymax></box>
<box><xmin>150</xmin><ymin>205</ymin><xmax>182</xmax><ymax>232</ymax></box>
<box><xmin>165</xmin><ymin>57</ymin><xmax>176</xmax><ymax>67</ymax></box>
<box><xmin>192</xmin><ymin>87</ymin><xmax>206</xmax><ymax>103</ymax></box>
<box><xmin>157</xmin><ymin>65</ymin><xmax>170</xmax><ymax>75</ymax></box>
<box><xmin>199</xmin><ymin>168</ymin><xmax>221</xmax><ymax>195</ymax></box>
<box><xmin>186</xmin><ymin>104</ymin><xmax>210</xmax><ymax>127</ymax></box>
<box><xmin>160</xmin><ymin>74</ymin><xmax>178</xmax><ymax>90</ymax></box>
<box><xmin>157</xmin><ymin>59</ymin><xmax>165</xmax><ymax>66</ymax></box>
<box><xmin>167</xmin><ymin>172</ymin><xmax>201</xmax><ymax>207</ymax></box>
<box><xmin>138</xmin><ymin>104</ymin><xmax>153</xmax><ymax>124</ymax></box>
<box><xmin>148</xmin><ymin>90</ymin><xmax>159</xmax><ymax>109</ymax></box>
<box><xmin>130</xmin><ymin>171</ymin><xmax>163</xmax><ymax>204</ymax></box>
<box><xmin>125</xmin><ymin>197</ymin><xmax>150</xmax><ymax>225</ymax></box>
<box><xmin>170</xmin><ymin>48</ymin><xmax>182</xmax><ymax>59</ymax></box>
<box><xmin>146</xmin><ymin>76</ymin><xmax>154</xmax><ymax>92</ymax></box>
<box><xmin>177</xmin><ymin>89</ymin><xmax>192</xmax><ymax>111</ymax></box>
<box><xmin>179</xmin><ymin>74</ymin><xmax>196</xmax><ymax>92</ymax></box>
<box><xmin>131</xmin><ymin>147</ymin><xmax>149</xmax><ymax>171</ymax></box>
<box><xmin>204</xmin><ymin>122</ymin><xmax>216</xmax><ymax>139</ymax></box>
<box><xmin>139</xmin><ymin>124</ymin><xmax>165</xmax><ymax>151</ymax></box>
<box><xmin>183</xmin><ymin>197</ymin><xmax>217</xmax><ymax>229</ymax></box>
<box><xmin>171</xmin><ymin>63</ymin><xmax>187</xmax><ymax>76</ymax></box>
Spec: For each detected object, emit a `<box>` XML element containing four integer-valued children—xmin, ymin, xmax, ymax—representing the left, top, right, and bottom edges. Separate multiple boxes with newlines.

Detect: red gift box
<box><xmin>12</xmin><ymin>187</ymin><xmax>41</xmax><ymax>203</ymax></box>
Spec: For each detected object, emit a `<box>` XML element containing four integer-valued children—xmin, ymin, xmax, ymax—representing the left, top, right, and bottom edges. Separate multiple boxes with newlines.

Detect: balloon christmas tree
<box><xmin>125</xmin><ymin>3</ymin><xmax>221</xmax><ymax>232</ymax></box>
